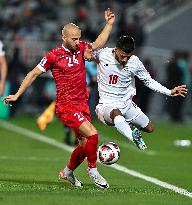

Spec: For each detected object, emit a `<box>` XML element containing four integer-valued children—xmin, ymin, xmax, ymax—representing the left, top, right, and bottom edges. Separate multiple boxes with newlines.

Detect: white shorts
<box><xmin>95</xmin><ymin>100</ymin><xmax>149</xmax><ymax>128</ymax></box>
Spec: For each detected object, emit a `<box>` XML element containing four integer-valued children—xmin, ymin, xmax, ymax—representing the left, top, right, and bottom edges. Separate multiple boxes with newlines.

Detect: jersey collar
<box><xmin>62</xmin><ymin>44</ymin><xmax>70</xmax><ymax>52</ymax></box>
<box><xmin>62</xmin><ymin>44</ymin><xmax>80</xmax><ymax>54</ymax></box>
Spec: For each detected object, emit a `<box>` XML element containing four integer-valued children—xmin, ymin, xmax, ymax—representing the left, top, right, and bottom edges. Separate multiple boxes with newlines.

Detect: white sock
<box><xmin>114</xmin><ymin>115</ymin><xmax>133</xmax><ymax>142</ymax></box>
<box><xmin>88</xmin><ymin>167</ymin><xmax>99</xmax><ymax>175</ymax></box>
<box><xmin>64</xmin><ymin>167</ymin><xmax>73</xmax><ymax>174</ymax></box>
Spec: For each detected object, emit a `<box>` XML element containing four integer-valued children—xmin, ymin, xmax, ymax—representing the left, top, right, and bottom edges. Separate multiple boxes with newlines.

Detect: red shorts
<box><xmin>56</xmin><ymin>103</ymin><xmax>91</xmax><ymax>137</ymax></box>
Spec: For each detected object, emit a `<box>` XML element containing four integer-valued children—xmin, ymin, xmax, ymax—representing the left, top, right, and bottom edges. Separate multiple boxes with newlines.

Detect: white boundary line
<box><xmin>0</xmin><ymin>155</ymin><xmax>63</xmax><ymax>162</ymax></box>
<box><xmin>0</xmin><ymin>120</ymin><xmax>191</xmax><ymax>198</ymax></box>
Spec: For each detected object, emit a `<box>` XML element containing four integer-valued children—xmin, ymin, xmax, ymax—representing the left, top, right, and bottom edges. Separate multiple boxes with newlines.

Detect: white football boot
<box><xmin>87</xmin><ymin>168</ymin><xmax>109</xmax><ymax>189</ymax></box>
<box><xmin>59</xmin><ymin>170</ymin><xmax>83</xmax><ymax>188</ymax></box>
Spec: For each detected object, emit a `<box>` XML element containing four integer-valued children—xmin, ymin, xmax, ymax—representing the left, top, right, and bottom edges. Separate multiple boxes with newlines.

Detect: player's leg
<box><xmin>64</xmin><ymin>118</ymin><xmax>109</xmax><ymax>189</ymax></box>
<box><xmin>65</xmin><ymin>136</ymin><xmax>87</xmax><ymax>169</ymax></box>
<box><xmin>103</xmin><ymin>106</ymin><xmax>134</xmax><ymax>142</ymax></box>
<box><xmin>131</xmin><ymin>113</ymin><xmax>154</xmax><ymax>133</ymax></box>
<box><xmin>58</xmin><ymin>108</ymin><xmax>108</xmax><ymax>189</ymax></box>
<box><xmin>108</xmin><ymin>107</ymin><xmax>147</xmax><ymax>150</ymax></box>
<box><xmin>141</xmin><ymin>121</ymin><xmax>154</xmax><ymax>133</ymax></box>
<box><xmin>77</xmin><ymin>119</ymin><xmax>109</xmax><ymax>189</ymax></box>
<box><xmin>57</xmin><ymin>108</ymin><xmax>86</xmax><ymax>187</ymax></box>
<box><xmin>130</xmin><ymin>112</ymin><xmax>155</xmax><ymax>150</ymax></box>
<box><xmin>122</xmin><ymin>102</ymin><xmax>148</xmax><ymax>150</ymax></box>
<box><xmin>128</xmin><ymin>101</ymin><xmax>154</xmax><ymax>133</ymax></box>
<box><xmin>97</xmin><ymin>104</ymin><xmax>144</xmax><ymax>146</ymax></box>
<box><xmin>96</xmin><ymin>103</ymin><xmax>146</xmax><ymax>150</ymax></box>
<box><xmin>59</xmin><ymin>135</ymin><xmax>85</xmax><ymax>187</ymax></box>
<box><xmin>59</xmin><ymin>135</ymin><xmax>88</xmax><ymax>188</ymax></box>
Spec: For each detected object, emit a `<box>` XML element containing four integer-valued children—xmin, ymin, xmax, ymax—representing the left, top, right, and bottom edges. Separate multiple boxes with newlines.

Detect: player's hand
<box><xmin>84</xmin><ymin>46</ymin><xmax>99</xmax><ymax>63</ymax></box>
<box><xmin>105</xmin><ymin>8</ymin><xmax>115</xmax><ymax>25</ymax></box>
<box><xmin>171</xmin><ymin>85</ymin><xmax>188</xmax><ymax>97</ymax></box>
<box><xmin>2</xmin><ymin>95</ymin><xmax>18</xmax><ymax>106</ymax></box>
<box><xmin>84</xmin><ymin>46</ymin><xmax>93</xmax><ymax>61</ymax></box>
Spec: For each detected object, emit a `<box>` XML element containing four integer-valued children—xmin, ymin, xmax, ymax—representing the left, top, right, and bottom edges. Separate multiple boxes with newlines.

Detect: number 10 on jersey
<box><xmin>109</xmin><ymin>74</ymin><xmax>118</xmax><ymax>84</ymax></box>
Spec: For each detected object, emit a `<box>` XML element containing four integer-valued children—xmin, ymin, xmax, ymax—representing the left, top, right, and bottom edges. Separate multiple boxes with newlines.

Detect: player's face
<box><xmin>114</xmin><ymin>48</ymin><xmax>132</xmax><ymax>66</ymax></box>
<box><xmin>62</xmin><ymin>29</ymin><xmax>81</xmax><ymax>51</ymax></box>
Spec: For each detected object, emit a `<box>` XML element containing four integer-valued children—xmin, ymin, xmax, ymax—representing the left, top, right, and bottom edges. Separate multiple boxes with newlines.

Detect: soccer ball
<box><xmin>98</xmin><ymin>142</ymin><xmax>120</xmax><ymax>165</ymax></box>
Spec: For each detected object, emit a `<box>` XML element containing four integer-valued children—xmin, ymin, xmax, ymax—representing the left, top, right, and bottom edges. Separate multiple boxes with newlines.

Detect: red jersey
<box><xmin>37</xmin><ymin>41</ymin><xmax>89</xmax><ymax>106</ymax></box>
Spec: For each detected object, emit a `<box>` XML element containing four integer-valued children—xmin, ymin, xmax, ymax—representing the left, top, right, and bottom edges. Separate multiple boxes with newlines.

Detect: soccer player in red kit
<box><xmin>3</xmin><ymin>9</ymin><xmax>115</xmax><ymax>189</ymax></box>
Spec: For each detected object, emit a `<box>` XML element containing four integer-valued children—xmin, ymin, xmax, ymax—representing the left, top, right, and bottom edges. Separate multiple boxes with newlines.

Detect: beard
<box><xmin>65</xmin><ymin>42</ymin><xmax>77</xmax><ymax>52</ymax></box>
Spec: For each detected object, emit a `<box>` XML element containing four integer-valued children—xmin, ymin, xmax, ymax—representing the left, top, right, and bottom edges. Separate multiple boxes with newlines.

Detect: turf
<box><xmin>0</xmin><ymin>116</ymin><xmax>191</xmax><ymax>205</ymax></box>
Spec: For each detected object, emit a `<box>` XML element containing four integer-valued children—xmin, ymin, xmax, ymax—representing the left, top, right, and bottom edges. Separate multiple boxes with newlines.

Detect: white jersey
<box><xmin>95</xmin><ymin>47</ymin><xmax>171</xmax><ymax>103</ymax></box>
<box><xmin>0</xmin><ymin>40</ymin><xmax>5</xmax><ymax>56</ymax></box>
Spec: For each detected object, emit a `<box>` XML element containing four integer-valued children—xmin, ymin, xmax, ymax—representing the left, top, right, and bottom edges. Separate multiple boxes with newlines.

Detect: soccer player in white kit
<box><xmin>94</xmin><ymin>36</ymin><xmax>187</xmax><ymax>150</ymax></box>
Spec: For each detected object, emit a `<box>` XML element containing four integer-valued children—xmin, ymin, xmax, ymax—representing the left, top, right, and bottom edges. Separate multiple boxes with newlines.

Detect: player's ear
<box><xmin>61</xmin><ymin>34</ymin><xmax>66</xmax><ymax>42</ymax></box>
<box><xmin>113</xmin><ymin>48</ymin><xmax>118</xmax><ymax>55</ymax></box>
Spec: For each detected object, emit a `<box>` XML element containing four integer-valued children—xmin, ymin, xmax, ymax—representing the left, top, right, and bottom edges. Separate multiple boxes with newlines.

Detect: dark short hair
<box><xmin>116</xmin><ymin>36</ymin><xmax>135</xmax><ymax>54</ymax></box>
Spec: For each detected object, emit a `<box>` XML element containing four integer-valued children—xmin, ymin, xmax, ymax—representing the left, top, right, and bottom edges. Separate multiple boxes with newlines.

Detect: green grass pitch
<box><xmin>0</xmin><ymin>117</ymin><xmax>191</xmax><ymax>205</ymax></box>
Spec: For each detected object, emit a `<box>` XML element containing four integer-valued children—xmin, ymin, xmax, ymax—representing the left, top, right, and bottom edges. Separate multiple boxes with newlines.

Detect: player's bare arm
<box><xmin>2</xmin><ymin>67</ymin><xmax>43</xmax><ymax>105</ymax></box>
<box><xmin>171</xmin><ymin>85</ymin><xmax>188</xmax><ymax>97</ymax></box>
<box><xmin>92</xmin><ymin>8</ymin><xmax>115</xmax><ymax>51</ymax></box>
<box><xmin>0</xmin><ymin>55</ymin><xmax>7</xmax><ymax>96</ymax></box>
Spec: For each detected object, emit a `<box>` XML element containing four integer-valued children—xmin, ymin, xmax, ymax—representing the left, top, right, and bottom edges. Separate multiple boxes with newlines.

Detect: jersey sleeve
<box><xmin>93</xmin><ymin>49</ymin><xmax>101</xmax><ymax>59</ymax></box>
<box><xmin>37</xmin><ymin>52</ymin><xmax>55</xmax><ymax>72</ymax></box>
<box><xmin>134</xmin><ymin>57</ymin><xmax>171</xmax><ymax>96</ymax></box>
<box><xmin>0</xmin><ymin>40</ymin><xmax>5</xmax><ymax>56</ymax></box>
<box><xmin>93</xmin><ymin>48</ymin><xmax>106</xmax><ymax>62</ymax></box>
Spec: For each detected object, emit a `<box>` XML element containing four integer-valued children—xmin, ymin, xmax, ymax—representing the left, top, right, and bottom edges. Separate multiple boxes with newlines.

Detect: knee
<box><xmin>86</xmin><ymin>123</ymin><xmax>98</xmax><ymax>136</ymax></box>
<box><xmin>79</xmin><ymin>121</ymin><xmax>98</xmax><ymax>137</ymax></box>
<box><xmin>110</xmin><ymin>109</ymin><xmax>122</xmax><ymax>120</ymax></box>
<box><xmin>89</xmin><ymin>126</ymin><xmax>98</xmax><ymax>136</ymax></box>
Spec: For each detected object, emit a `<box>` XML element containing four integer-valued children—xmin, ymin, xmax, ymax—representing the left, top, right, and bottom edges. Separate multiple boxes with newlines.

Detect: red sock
<box><xmin>67</xmin><ymin>145</ymin><xmax>86</xmax><ymax>170</ymax></box>
<box><xmin>84</xmin><ymin>134</ymin><xmax>98</xmax><ymax>168</ymax></box>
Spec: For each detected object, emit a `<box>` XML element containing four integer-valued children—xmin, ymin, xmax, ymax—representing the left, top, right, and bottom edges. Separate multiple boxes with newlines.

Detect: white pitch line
<box><xmin>0</xmin><ymin>120</ymin><xmax>191</xmax><ymax>198</ymax></box>
<box><xmin>0</xmin><ymin>155</ymin><xmax>63</xmax><ymax>162</ymax></box>
<box><xmin>111</xmin><ymin>164</ymin><xmax>192</xmax><ymax>198</ymax></box>
<box><xmin>0</xmin><ymin>120</ymin><xmax>73</xmax><ymax>153</ymax></box>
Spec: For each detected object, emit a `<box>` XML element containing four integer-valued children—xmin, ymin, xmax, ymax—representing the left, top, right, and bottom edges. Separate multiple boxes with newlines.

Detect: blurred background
<box><xmin>0</xmin><ymin>0</ymin><xmax>192</xmax><ymax>123</ymax></box>
<box><xmin>0</xmin><ymin>2</ymin><xmax>192</xmax><ymax>202</ymax></box>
